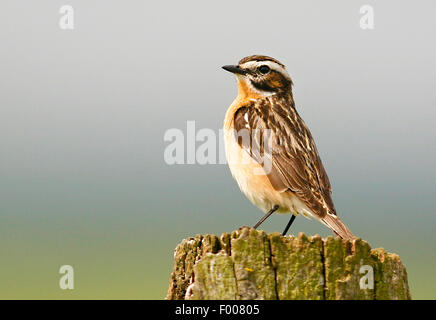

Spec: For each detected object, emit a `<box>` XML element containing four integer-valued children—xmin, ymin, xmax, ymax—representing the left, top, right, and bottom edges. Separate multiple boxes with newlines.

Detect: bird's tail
<box><xmin>321</xmin><ymin>213</ymin><xmax>356</xmax><ymax>241</ymax></box>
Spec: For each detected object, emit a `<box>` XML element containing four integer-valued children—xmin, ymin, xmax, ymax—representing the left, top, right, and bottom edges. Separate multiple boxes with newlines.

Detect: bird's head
<box><xmin>222</xmin><ymin>55</ymin><xmax>293</xmax><ymax>98</ymax></box>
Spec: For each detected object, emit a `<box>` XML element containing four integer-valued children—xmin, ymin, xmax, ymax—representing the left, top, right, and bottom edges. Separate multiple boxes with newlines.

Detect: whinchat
<box><xmin>222</xmin><ymin>55</ymin><xmax>355</xmax><ymax>240</ymax></box>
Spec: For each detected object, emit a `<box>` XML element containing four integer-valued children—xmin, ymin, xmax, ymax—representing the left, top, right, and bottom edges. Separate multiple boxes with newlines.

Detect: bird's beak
<box><xmin>222</xmin><ymin>65</ymin><xmax>247</xmax><ymax>75</ymax></box>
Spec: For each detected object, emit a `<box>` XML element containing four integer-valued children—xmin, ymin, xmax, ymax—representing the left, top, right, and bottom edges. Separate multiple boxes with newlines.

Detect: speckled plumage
<box><xmin>223</xmin><ymin>55</ymin><xmax>355</xmax><ymax>240</ymax></box>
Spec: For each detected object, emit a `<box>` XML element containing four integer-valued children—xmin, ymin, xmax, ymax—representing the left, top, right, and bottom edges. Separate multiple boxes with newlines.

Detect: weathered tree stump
<box><xmin>166</xmin><ymin>227</ymin><xmax>411</xmax><ymax>300</ymax></box>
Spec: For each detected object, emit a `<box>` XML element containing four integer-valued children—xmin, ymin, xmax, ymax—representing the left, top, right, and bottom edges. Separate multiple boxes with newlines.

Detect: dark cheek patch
<box><xmin>270</xmin><ymin>72</ymin><xmax>284</xmax><ymax>87</ymax></box>
<box><xmin>270</xmin><ymin>72</ymin><xmax>292</xmax><ymax>89</ymax></box>
<box><xmin>251</xmin><ymin>71</ymin><xmax>291</xmax><ymax>92</ymax></box>
<box><xmin>251</xmin><ymin>79</ymin><xmax>276</xmax><ymax>92</ymax></box>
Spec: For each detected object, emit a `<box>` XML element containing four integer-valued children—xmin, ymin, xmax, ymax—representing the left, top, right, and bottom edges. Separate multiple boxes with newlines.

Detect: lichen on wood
<box><xmin>270</xmin><ymin>232</ymin><xmax>324</xmax><ymax>300</ymax></box>
<box><xmin>166</xmin><ymin>227</ymin><xmax>411</xmax><ymax>300</ymax></box>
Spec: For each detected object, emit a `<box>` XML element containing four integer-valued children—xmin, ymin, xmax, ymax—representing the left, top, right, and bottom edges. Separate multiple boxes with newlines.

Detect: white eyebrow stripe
<box><xmin>239</xmin><ymin>60</ymin><xmax>291</xmax><ymax>80</ymax></box>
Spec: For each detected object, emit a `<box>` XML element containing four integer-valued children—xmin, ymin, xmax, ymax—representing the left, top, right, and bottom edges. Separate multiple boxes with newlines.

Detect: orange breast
<box><xmin>223</xmin><ymin>78</ymin><xmax>313</xmax><ymax>217</ymax></box>
<box><xmin>223</xmin><ymin>80</ymin><xmax>287</xmax><ymax>213</ymax></box>
<box><xmin>224</xmin><ymin>77</ymin><xmax>262</xmax><ymax>130</ymax></box>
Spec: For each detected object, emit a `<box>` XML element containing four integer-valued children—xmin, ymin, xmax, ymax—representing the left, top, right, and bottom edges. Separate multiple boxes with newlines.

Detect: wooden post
<box><xmin>166</xmin><ymin>227</ymin><xmax>411</xmax><ymax>300</ymax></box>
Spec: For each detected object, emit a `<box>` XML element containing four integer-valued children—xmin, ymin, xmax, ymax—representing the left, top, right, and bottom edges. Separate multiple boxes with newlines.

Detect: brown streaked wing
<box><xmin>233</xmin><ymin>98</ymin><xmax>336</xmax><ymax>218</ymax></box>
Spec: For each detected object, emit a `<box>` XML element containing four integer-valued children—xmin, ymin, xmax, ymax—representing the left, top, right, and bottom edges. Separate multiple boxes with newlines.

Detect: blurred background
<box><xmin>0</xmin><ymin>0</ymin><xmax>435</xmax><ymax>299</ymax></box>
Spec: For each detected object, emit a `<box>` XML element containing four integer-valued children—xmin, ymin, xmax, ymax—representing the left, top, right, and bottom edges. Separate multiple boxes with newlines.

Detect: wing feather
<box><xmin>233</xmin><ymin>98</ymin><xmax>336</xmax><ymax>218</ymax></box>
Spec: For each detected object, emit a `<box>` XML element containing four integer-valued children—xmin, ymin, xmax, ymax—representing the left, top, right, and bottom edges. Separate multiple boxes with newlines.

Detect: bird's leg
<box><xmin>282</xmin><ymin>215</ymin><xmax>296</xmax><ymax>236</ymax></box>
<box><xmin>253</xmin><ymin>205</ymin><xmax>279</xmax><ymax>229</ymax></box>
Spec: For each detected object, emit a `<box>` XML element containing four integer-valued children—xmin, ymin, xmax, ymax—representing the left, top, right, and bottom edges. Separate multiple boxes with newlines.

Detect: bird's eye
<box><xmin>258</xmin><ymin>65</ymin><xmax>270</xmax><ymax>74</ymax></box>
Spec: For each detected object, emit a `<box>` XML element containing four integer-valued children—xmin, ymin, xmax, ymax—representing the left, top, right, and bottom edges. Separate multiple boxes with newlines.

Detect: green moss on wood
<box><xmin>270</xmin><ymin>232</ymin><xmax>324</xmax><ymax>299</ymax></box>
<box><xmin>371</xmin><ymin>248</ymin><xmax>411</xmax><ymax>300</ymax></box>
<box><xmin>166</xmin><ymin>228</ymin><xmax>411</xmax><ymax>300</ymax></box>
<box><xmin>190</xmin><ymin>252</ymin><xmax>237</xmax><ymax>300</ymax></box>
<box><xmin>336</xmin><ymin>239</ymin><xmax>376</xmax><ymax>300</ymax></box>
<box><xmin>230</xmin><ymin>228</ymin><xmax>277</xmax><ymax>300</ymax></box>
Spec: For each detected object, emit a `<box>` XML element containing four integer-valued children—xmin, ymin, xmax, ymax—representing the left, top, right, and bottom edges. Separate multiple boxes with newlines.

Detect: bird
<box><xmin>222</xmin><ymin>55</ymin><xmax>355</xmax><ymax>240</ymax></box>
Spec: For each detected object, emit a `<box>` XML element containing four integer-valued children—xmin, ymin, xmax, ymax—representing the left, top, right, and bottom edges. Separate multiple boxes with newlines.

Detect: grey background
<box><xmin>0</xmin><ymin>0</ymin><xmax>435</xmax><ymax>298</ymax></box>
